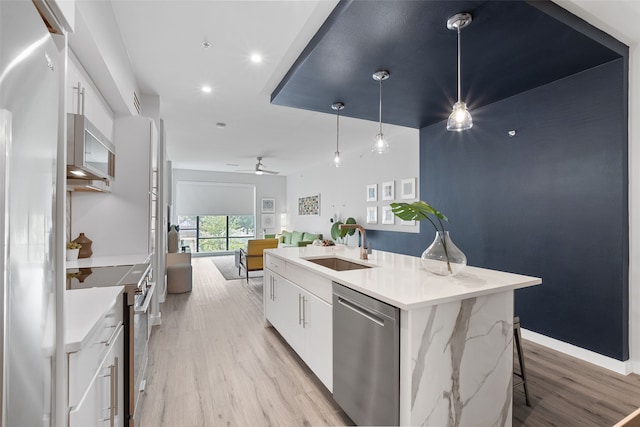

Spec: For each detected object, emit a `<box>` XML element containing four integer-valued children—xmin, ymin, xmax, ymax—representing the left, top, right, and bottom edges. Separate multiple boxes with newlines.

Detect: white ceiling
<box><xmin>109</xmin><ymin>0</ymin><xmax>415</xmax><ymax>176</ymax></box>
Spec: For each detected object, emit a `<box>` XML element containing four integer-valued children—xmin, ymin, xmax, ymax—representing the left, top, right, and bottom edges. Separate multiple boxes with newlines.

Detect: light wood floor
<box><xmin>140</xmin><ymin>257</ymin><xmax>640</xmax><ymax>426</ymax></box>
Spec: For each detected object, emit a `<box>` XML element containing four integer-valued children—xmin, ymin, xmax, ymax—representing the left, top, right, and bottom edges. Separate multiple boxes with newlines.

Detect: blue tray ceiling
<box><xmin>271</xmin><ymin>0</ymin><xmax>624</xmax><ymax>129</ymax></box>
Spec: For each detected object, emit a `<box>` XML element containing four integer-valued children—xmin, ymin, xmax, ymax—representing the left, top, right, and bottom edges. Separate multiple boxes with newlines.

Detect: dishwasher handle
<box><xmin>337</xmin><ymin>297</ymin><xmax>385</xmax><ymax>327</ymax></box>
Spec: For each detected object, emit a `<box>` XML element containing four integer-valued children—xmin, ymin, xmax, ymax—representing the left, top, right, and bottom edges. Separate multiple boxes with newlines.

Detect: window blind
<box><xmin>175</xmin><ymin>181</ymin><xmax>255</xmax><ymax>216</ymax></box>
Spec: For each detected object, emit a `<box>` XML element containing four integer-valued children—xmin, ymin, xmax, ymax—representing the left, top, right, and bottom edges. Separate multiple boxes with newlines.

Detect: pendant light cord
<box><xmin>378</xmin><ymin>78</ymin><xmax>383</xmax><ymax>134</ymax></box>
<box><xmin>336</xmin><ymin>107</ymin><xmax>340</xmax><ymax>152</ymax></box>
<box><xmin>457</xmin><ymin>26</ymin><xmax>461</xmax><ymax>103</ymax></box>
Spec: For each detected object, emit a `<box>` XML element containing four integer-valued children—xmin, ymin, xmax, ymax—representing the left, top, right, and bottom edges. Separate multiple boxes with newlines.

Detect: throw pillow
<box><xmin>281</xmin><ymin>230</ymin><xmax>292</xmax><ymax>244</ymax></box>
<box><xmin>291</xmin><ymin>231</ymin><xmax>304</xmax><ymax>245</ymax></box>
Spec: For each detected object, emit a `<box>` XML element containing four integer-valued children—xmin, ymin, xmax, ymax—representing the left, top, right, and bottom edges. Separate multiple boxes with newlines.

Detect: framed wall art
<box><xmin>261</xmin><ymin>213</ymin><xmax>275</xmax><ymax>229</ymax></box>
<box><xmin>366</xmin><ymin>184</ymin><xmax>377</xmax><ymax>202</ymax></box>
<box><xmin>382</xmin><ymin>181</ymin><xmax>395</xmax><ymax>201</ymax></box>
<box><xmin>298</xmin><ymin>194</ymin><xmax>320</xmax><ymax>215</ymax></box>
<box><xmin>400</xmin><ymin>178</ymin><xmax>416</xmax><ymax>200</ymax></box>
<box><xmin>382</xmin><ymin>205</ymin><xmax>394</xmax><ymax>225</ymax></box>
<box><xmin>261</xmin><ymin>198</ymin><xmax>275</xmax><ymax>213</ymax></box>
<box><xmin>366</xmin><ymin>206</ymin><xmax>378</xmax><ymax>224</ymax></box>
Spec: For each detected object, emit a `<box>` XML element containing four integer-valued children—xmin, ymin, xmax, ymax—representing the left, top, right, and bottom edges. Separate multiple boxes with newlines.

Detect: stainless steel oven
<box><xmin>132</xmin><ymin>276</ymin><xmax>154</xmax><ymax>426</ymax></box>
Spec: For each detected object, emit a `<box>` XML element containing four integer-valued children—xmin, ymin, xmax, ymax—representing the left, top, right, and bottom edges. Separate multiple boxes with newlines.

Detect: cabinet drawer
<box><xmin>69</xmin><ymin>301</ymin><xmax>123</xmax><ymax>407</ymax></box>
<box><xmin>265</xmin><ymin>253</ymin><xmax>285</xmax><ymax>276</ymax></box>
<box><xmin>286</xmin><ymin>262</ymin><xmax>332</xmax><ymax>304</ymax></box>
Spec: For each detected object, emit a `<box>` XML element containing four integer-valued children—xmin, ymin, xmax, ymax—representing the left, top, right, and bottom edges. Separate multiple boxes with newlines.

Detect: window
<box><xmin>177</xmin><ymin>215</ymin><xmax>255</xmax><ymax>253</ymax></box>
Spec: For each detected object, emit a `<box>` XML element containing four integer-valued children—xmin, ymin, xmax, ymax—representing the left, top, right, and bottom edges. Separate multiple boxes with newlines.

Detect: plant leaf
<box><xmin>390</xmin><ymin>201</ymin><xmax>448</xmax><ymax>222</ymax></box>
<box><xmin>344</xmin><ymin>217</ymin><xmax>357</xmax><ymax>236</ymax></box>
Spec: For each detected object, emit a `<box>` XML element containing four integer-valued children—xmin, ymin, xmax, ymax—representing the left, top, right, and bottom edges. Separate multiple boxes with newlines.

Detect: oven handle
<box><xmin>134</xmin><ymin>282</ymin><xmax>155</xmax><ymax>314</ymax></box>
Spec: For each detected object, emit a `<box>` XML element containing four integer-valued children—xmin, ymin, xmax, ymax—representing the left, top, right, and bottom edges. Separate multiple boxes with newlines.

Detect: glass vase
<box><xmin>421</xmin><ymin>231</ymin><xmax>467</xmax><ymax>276</ymax></box>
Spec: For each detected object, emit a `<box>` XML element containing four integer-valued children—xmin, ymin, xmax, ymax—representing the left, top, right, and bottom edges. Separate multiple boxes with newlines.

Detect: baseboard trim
<box><xmin>521</xmin><ymin>328</ymin><xmax>633</xmax><ymax>375</ymax></box>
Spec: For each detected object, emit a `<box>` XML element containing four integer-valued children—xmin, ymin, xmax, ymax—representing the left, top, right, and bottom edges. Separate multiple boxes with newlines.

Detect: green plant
<box><xmin>390</xmin><ymin>201</ymin><xmax>454</xmax><ymax>273</ymax></box>
<box><xmin>330</xmin><ymin>216</ymin><xmax>357</xmax><ymax>242</ymax></box>
<box><xmin>66</xmin><ymin>242</ymin><xmax>82</xmax><ymax>250</ymax></box>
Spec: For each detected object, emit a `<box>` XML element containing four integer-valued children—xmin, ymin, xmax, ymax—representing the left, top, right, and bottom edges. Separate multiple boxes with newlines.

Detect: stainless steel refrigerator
<box><xmin>0</xmin><ymin>1</ymin><xmax>60</xmax><ymax>425</ymax></box>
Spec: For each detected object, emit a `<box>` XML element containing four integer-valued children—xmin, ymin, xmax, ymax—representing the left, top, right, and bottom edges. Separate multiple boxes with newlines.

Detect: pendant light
<box><xmin>331</xmin><ymin>102</ymin><xmax>344</xmax><ymax>168</ymax></box>
<box><xmin>372</xmin><ymin>70</ymin><xmax>390</xmax><ymax>154</ymax></box>
<box><xmin>446</xmin><ymin>12</ymin><xmax>473</xmax><ymax>132</ymax></box>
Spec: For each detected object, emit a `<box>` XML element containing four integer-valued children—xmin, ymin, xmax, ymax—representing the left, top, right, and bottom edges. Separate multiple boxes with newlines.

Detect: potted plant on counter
<box><xmin>390</xmin><ymin>201</ymin><xmax>466</xmax><ymax>276</ymax></box>
<box><xmin>66</xmin><ymin>241</ymin><xmax>82</xmax><ymax>261</ymax></box>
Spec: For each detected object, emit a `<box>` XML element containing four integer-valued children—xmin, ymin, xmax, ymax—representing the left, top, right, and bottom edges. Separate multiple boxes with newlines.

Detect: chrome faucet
<box><xmin>339</xmin><ymin>224</ymin><xmax>368</xmax><ymax>260</ymax></box>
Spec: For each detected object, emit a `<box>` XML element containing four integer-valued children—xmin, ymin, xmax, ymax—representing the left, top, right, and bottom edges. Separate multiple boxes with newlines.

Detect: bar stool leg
<box><xmin>514</xmin><ymin>317</ymin><xmax>531</xmax><ymax>406</ymax></box>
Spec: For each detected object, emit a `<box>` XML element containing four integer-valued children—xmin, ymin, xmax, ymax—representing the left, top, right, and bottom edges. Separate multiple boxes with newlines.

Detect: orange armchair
<box><xmin>238</xmin><ymin>238</ymin><xmax>279</xmax><ymax>282</ymax></box>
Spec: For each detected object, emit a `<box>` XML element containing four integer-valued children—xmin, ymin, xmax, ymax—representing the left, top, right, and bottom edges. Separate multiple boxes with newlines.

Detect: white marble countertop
<box><xmin>266</xmin><ymin>245</ymin><xmax>541</xmax><ymax>310</ymax></box>
<box><xmin>65</xmin><ymin>286</ymin><xmax>124</xmax><ymax>352</ymax></box>
<box><xmin>66</xmin><ymin>253</ymin><xmax>152</xmax><ymax>269</ymax></box>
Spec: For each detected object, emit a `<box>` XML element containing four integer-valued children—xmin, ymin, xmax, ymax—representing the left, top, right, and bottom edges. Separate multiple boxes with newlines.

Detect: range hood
<box><xmin>67</xmin><ymin>178</ymin><xmax>112</xmax><ymax>193</ymax></box>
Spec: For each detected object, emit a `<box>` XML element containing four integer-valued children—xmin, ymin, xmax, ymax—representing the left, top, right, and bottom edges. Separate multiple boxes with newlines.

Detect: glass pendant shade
<box><xmin>333</xmin><ymin>151</ymin><xmax>341</xmax><ymax>167</ymax></box>
<box><xmin>446</xmin><ymin>101</ymin><xmax>473</xmax><ymax>131</ymax></box>
<box><xmin>372</xmin><ymin>133</ymin><xmax>389</xmax><ymax>154</ymax></box>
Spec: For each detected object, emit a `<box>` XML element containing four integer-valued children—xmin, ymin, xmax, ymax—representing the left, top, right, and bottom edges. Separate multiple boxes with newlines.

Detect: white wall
<box><xmin>286</xmin><ymin>126</ymin><xmax>419</xmax><ymax>244</ymax></box>
<box><xmin>171</xmin><ymin>168</ymin><xmax>287</xmax><ymax>235</ymax></box>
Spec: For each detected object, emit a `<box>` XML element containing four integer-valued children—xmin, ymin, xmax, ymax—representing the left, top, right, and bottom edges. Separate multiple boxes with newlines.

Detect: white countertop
<box><xmin>266</xmin><ymin>245</ymin><xmax>541</xmax><ymax>310</ymax></box>
<box><xmin>66</xmin><ymin>253</ymin><xmax>152</xmax><ymax>269</ymax></box>
<box><xmin>65</xmin><ymin>286</ymin><xmax>124</xmax><ymax>352</ymax></box>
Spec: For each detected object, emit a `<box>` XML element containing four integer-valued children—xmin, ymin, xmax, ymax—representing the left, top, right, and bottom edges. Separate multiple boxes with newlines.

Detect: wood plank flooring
<box><xmin>140</xmin><ymin>257</ymin><xmax>640</xmax><ymax>426</ymax></box>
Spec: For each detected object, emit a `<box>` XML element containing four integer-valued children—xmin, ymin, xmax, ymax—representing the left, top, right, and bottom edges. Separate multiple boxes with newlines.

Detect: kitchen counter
<box><xmin>265</xmin><ymin>245</ymin><xmax>541</xmax><ymax>310</ymax></box>
<box><xmin>65</xmin><ymin>286</ymin><xmax>124</xmax><ymax>352</ymax></box>
<box><xmin>264</xmin><ymin>245</ymin><xmax>541</xmax><ymax>426</ymax></box>
<box><xmin>66</xmin><ymin>253</ymin><xmax>151</xmax><ymax>269</ymax></box>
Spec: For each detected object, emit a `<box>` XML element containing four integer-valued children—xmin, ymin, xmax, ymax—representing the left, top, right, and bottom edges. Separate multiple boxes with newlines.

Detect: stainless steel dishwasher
<box><xmin>332</xmin><ymin>282</ymin><xmax>400</xmax><ymax>426</ymax></box>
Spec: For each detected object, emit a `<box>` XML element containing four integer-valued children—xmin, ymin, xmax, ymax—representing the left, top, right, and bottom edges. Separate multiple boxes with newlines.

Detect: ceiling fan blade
<box><xmin>261</xmin><ymin>169</ymin><xmax>279</xmax><ymax>175</ymax></box>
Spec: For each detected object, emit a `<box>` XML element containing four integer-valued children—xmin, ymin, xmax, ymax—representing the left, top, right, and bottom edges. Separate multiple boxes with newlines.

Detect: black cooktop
<box><xmin>66</xmin><ymin>264</ymin><xmax>149</xmax><ymax>290</ymax></box>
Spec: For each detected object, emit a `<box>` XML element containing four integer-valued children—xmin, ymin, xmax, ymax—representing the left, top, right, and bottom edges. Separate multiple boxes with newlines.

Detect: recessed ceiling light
<box><xmin>201</xmin><ymin>85</ymin><xmax>212</xmax><ymax>93</ymax></box>
<box><xmin>216</xmin><ymin>122</ymin><xmax>226</xmax><ymax>128</ymax></box>
<box><xmin>226</xmin><ymin>163</ymin><xmax>240</xmax><ymax>167</ymax></box>
<box><xmin>250</xmin><ymin>53</ymin><xmax>263</xmax><ymax>63</ymax></box>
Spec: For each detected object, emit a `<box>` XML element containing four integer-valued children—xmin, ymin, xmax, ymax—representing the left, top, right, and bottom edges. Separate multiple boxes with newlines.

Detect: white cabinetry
<box><xmin>69</xmin><ymin>326</ymin><xmax>124</xmax><ymax>426</ymax></box>
<box><xmin>264</xmin><ymin>256</ymin><xmax>332</xmax><ymax>390</ymax></box>
<box><xmin>66</xmin><ymin>52</ymin><xmax>114</xmax><ymax>141</ymax></box>
<box><xmin>67</xmin><ymin>289</ymin><xmax>124</xmax><ymax>427</ymax></box>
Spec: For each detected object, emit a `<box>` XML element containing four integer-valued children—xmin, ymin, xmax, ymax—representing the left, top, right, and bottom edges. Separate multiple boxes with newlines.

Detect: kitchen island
<box><xmin>263</xmin><ymin>245</ymin><xmax>541</xmax><ymax>426</ymax></box>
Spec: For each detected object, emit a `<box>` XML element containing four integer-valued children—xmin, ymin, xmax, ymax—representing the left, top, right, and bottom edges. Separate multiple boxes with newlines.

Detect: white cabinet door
<box><xmin>301</xmin><ymin>290</ymin><xmax>332</xmax><ymax>391</ymax></box>
<box><xmin>264</xmin><ymin>270</ymin><xmax>278</xmax><ymax>326</ymax></box>
<box><xmin>263</xmin><ymin>267</ymin><xmax>332</xmax><ymax>391</ymax></box>
<box><xmin>70</xmin><ymin>325</ymin><xmax>124</xmax><ymax>427</ymax></box>
<box><xmin>273</xmin><ymin>273</ymin><xmax>304</xmax><ymax>355</ymax></box>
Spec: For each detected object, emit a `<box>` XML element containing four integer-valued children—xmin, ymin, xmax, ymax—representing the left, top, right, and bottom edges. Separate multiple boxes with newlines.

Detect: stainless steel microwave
<box><xmin>66</xmin><ymin>113</ymin><xmax>115</xmax><ymax>181</ymax></box>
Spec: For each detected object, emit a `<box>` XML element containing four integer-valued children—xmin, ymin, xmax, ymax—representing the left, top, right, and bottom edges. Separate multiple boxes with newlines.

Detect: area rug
<box><xmin>211</xmin><ymin>255</ymin><xmax>263</xmax><ymax>281</ymax></box>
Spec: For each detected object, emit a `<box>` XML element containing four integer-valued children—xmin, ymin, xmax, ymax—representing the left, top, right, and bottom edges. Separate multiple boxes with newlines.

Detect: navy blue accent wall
<box><xmin>368</xmin><ymin>59</ymin><xmax>628</xmax><ymax>360</ymax></box>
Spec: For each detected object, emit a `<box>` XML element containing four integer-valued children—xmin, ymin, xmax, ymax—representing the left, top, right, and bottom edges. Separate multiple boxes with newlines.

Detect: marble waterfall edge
<box><xmin>407</xmin><ymin>291</ymin><xmax>514</xmax><ymax>426</ymax></box>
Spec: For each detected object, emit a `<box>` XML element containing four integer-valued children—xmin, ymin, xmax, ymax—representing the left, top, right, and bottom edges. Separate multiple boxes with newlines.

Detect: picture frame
<box><xmin>298</xmin><ymin>193</ymin><xmax>320</xmax><ymax>215</ymax></box>
<box><xmin>382</xmin><ymin>205</ymin><xmax>394</xmax><ymax>225</ymax></box>
<box><xmin>261</xmin><ymin>198</ymin><xmax>275</xmax><ymax>213</ymax></box>
<box><xmin>382</xmin><ymin>181</ymin><xmax>395</xmax><ymax>201</ymax></box>
<box><xmin>400</xmin><ymin>178</ymin><xmax>416</xmax><ymax>200</ymax></box>
<box><xmin>261</xmin><ymin>213</ymin><xmax>275</xmax><ymax>229</ymax></box>
<box><xmin>366</xmin><ymin>206</ymin><xmax>378</xmax><ymax>224</ymax></box>
<box><xmin>400</xmin><ymin>219</ymin><xmax>416</xmax><ymax>226</ymax></box>
<box><xmin>366</xmin><ymin>184</ymin><xmax>377</xmax><ymax>202</ymax></box>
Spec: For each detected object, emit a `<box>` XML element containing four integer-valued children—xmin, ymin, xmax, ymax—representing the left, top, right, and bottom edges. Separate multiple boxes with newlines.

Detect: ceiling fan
<box><xmin>237</xmin><ymin>156</ymin><xmax>279</xmax><ymax>175</ymax></box>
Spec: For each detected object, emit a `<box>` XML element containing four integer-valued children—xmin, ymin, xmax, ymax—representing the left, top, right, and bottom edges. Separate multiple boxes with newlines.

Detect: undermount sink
<box><xmin>304</xmin><ymin>257</ymin><xmax>374</xmax><ymax>271</ymax></box>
